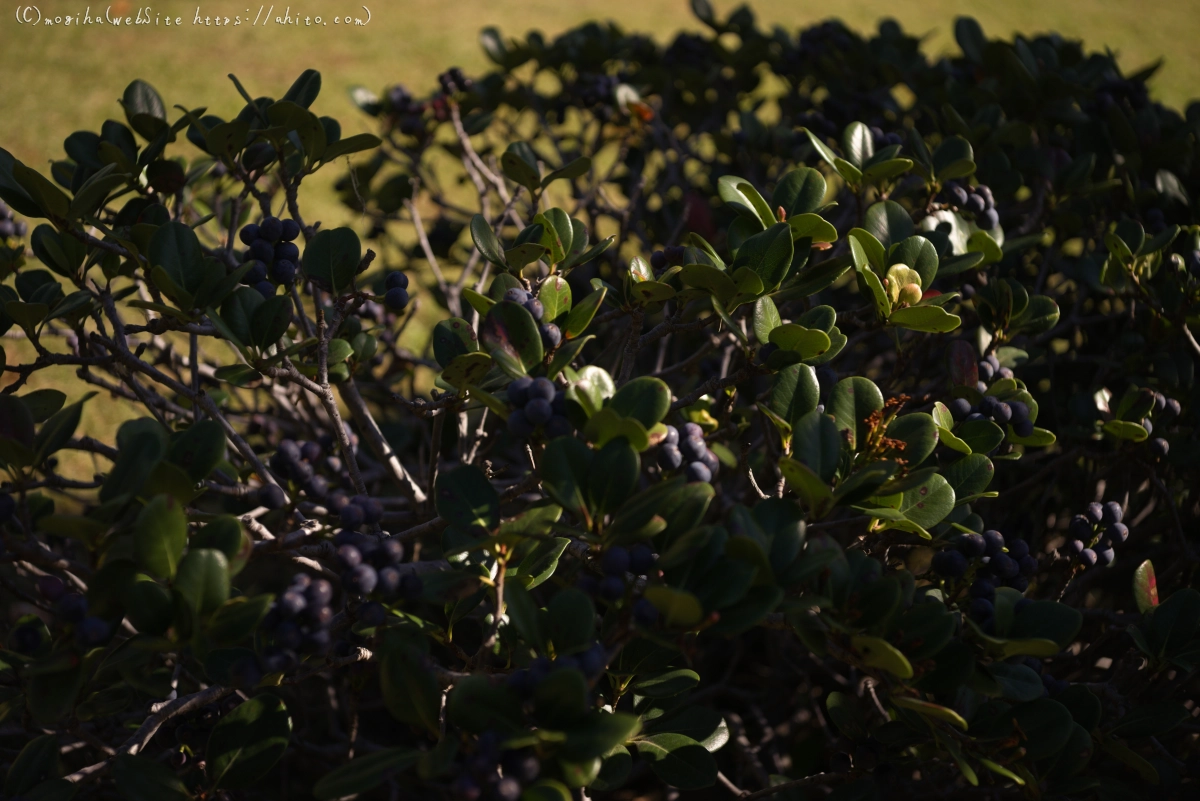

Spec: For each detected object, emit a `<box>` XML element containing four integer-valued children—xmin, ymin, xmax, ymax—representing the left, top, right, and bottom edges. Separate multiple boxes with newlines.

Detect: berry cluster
<box><xmin>333</xmin><ymin>531</ymin><xmax>423</xmax><ymax>603</ymax></box>
<box><xmin>259</xmin><ymin>573</ymin><xmax>336</xmax><ymax>672</ymax></box>
<box><xmin>657</xmin><ymin>423</ymin><xmax>720</xmax><ymax>483</ymax></box>
<box><xmin>1019</xmin><ymin>656</ymin><xmax>1070</xmax><ymax>696</ymax></box>
<box><xmin>869</xmin><ymin>126</ymin><xmax>905</xmax><ymax>149</ymax></box>
<box><xmin>577</xmin><ymin>544</ymin><xmax>658</xmax><ymax>611</ymax></box>
<box><xmin>502</xmin><ymin>287</ymin><xmax>562</xmax><ymax>350</ymax></box>
<box><xmin>437</xmin><ymin>67</ymin><xmax>473</xmax><ymax>95</ymax></box>
<box><xmin>32</xmin><ymin>575</ymin><xmax>111</xmax><ymax>649</ymax></box>
<box><xmin>1064</xmin><ymin>501</ymin><xmax>1128</xmax><ymax>567</ymax></box>
<box><xmin>0</xmin><ymin>490</ymin><xmax>14</xmax><ymax>526</ymax></box>
<box><xmin>449</xmin><ymin>732</ymin><xmax>542</xmax><ymax>801</ymax></box>
<box><xmin>649</xmin><ymin>245</ymin><xmax>686</xmax><ymax>272</ymax></box>
<box><xmin>506</xmin><ymin>376</ymin><xmax>572</xmax><ymax>439</ymax></box>
<box><xmin>946</xmin><ymin>391</ymin><xmax>1035</xmax><ymax>439</ymax></box>
<box><xmin>1144</xmin><ymin>389</ymin><xmax>1180</xmax><ymax>459</ymax></box>
<box><xmin>266</xmin><ymin>438</ymin><xmax>337</xmax><ymax>505</ymax></box>
<box><xmin>932</xmin><ymin>529</ymin><xmax>1038</xmax><ymax>630</ymax></box>
<box><xmin>941</xmin><ymin>181</ymin><xmax>999</xmax><ymax>231</ymax></box>
<box><xmin>238</xmin><ymin>216</ymin><xmax>302</xmax><ymax>298</ymax></box>
<box><xmin>383</xmin><ymin>269</ymin><xmax>411</xmax><ymax>312</ymax></box>
<box><xmin>0</xmin><ymin>200</ymin><xmax>27</xmax><ymax>239</ymax></box>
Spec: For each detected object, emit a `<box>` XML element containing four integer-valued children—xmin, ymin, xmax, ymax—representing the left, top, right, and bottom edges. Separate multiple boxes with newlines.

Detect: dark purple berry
<box><xmin>955</xmin><ymin>533</ymin><xmax>986</xmax><ymax>558</ymax></box>
<box><xmin>250</xmin><ymin>238</ymin><xmax>275</xmax><ymax>263</ymax></box>
<box><xmin>57</xmin><ymin>593</ymin><xmax>87</xmax><ymax>623</ymax></box>
<box><xmin>539</xmin><ymin>323</ymin><xmax>562</xmax><ymax>349</ymax></box>
<box><xmin>684</xmin><ymin>462</ymin><xmax>712</xmax><ymax>483</ymax></box>
<box><xmin>1084</xmin><ymin>503</ymin><xmax>1104</xmax><ymax>525</ymax></box>
<box><xmin>528</xmin><ymin>378</ymin><xmax>556</xmax><ymax>403</ymax></box>
<box><xmin>385</xmin><ymin>271</ymin><xmax>409</xmax><ymax>290</ymax></box>
<box><xmin>981</xmin><ymin>529</ymin><xmax>1005</xmax><ymax>557</ymax></box>
<box><xmin>239</xmin><ymin>223</ymin><xmax>260</xmax><ymax>246</ymax></box>
<box><xmin>279</xmin><ymin>590</ymin><xmax>307</xmax><ymax>617</ymax></box>
<box><xmin>599</xmin><ymin>576</ymin><xmax>625</xmax><ymax>601</ymax></box>
<box><xmin>1018</xmin><ymin>554</ymin><xmax>1038</xmax><ymax>577</ymax></box>
<box><xmin>932</xmin><ymin>550</ymin><xmax>969</xmax><ymax>579</ymax></box>
<box><xmin>634</xmin><ymin>598</ymin><xmax>659</xmax><ymax>626</ymax></box>
<box><xmin>679</xmin><ymin>436</ymin><xmax>707</xmax><ymax>463</ymax></box>
<box><xmin>258</xmin><ymin>216</ymin><xmax>283</xmax><ymax>242</ymax></box>
<box><xmin>378</xmin><ymin>566</ymin><xmax>402</xmax><ymax>597</ymax></box>
<box><xmin>650</xmin><ymin>250</ymin><xmax>667</xmax><ymax>270</ymax></box>
<box><xmin>495</xmin><ymin>777</ymin><xmax>521</xmax><ymax>801</ymax></box>
<box><xmin>258</xmin><ymin>484</ymin><xmax>287</xmax><ymax>510</ymax></box>
<box><xmin>990</xmin><ymin>553</ymin><xmax>1019</xmax><ymax>579</ymax></box>
<box><xmin>342</xmin><ymin>564</ymin><xmax>378</xmax><ymax>595</ymax></box>
<box><xmin>508</xmin><ymin>409</ymin><xmax>535</xmax><ymax>439</ymax></box>
<box><xmin>1069</xmin><ymin>515</ymin><xmax>1093</xmax><ymax>541</ymax></box>
<box><xmin>525</xmin><ymin>398</ymin><xmax>553</xmax><ymax>426</ymax></box>
<box><xmin>337</xmin><ymin>545</ymin><xmax>363</xmax><ymax>569</ymax></box>
<box><xmin>502</xmin><ymin>288</ymin><xmax>531</xmax><ymax>304</ymax></box>
<box><xmin>254</xmin><ymin>280</ymin><xmax>276</xmax><ymax>299</ymax></box>
<box><xmin>280</xmin><ymin>219</ymin><xmax>301</xmax><ymax>241</ymax></box>
<box><xmin>991</xmin><ymin>402</ymin><xmax>1012</xmax><ymax>424</ymax></box>
<box><xmin>339</xmin><ymin>503</ymin><xmax>365</xmax><ymax>529</ymax></box>
<box><xmin>384</xmin><ymin>287</ymin><xmax>410</xmax><ymax>311</ymax></box>
<box><xmin>663</xmin><ymin>425</ymin><xmax>679</xmax><ymax>446</ymax></box>
<box><xmin>274</xmin><ymin>241</ymin><xmax>300</xmax><ymax>263</ymax></box>
<box><xmin>36</xmin><ymin>576</ymin><xmax>66</xmax><ymax>602</ymax></box>
<box><xmin>269</xmin><ymin>259</ymin><xmax>296</xmax><ymax>285</ymax></box>
<box><xmin>1078</xmin><ymin>548</ymin><xmax>1098</xmax><ymax>567</ymax></box>
<box><xmin>1149</xmin><ymin>437</ymin><xmax>1169</xmax><ymax>458</ymax></box>
<box><xmin>358</xmin><ymin>602</ymin><xmax>388</xmax><ymax>627</ymax></box>
<box><xmin>948</xmin><ymin>398</ymin><xmax>973</xmax><ymax>421</ymax></box>
<box><xmin>1101</xmin><ymin>501</ymin><xmax>1123</xmax><ymax>526</ymax></box>
<box><xmin>77</xmin><ymin>616</ymin><xmax>111</xmax><ymax>647</ymax></box>
<box><xmin>969</xmin><ymin>598</ymin><xmax>994</xmax><ymax>620</ymax></box>
<box><xmin>629</xmin><ymin>545</ymin><xmax>655</xmax><ymax>575</ymax></box>
<box><xmin>969</xmin><ymin>579</ymin><xmax>995</xmax><ymax>600</ymax></box>
<box><xmin>1008</xmin><ymin>539</ymin><xmax>1030</xmax><ymax>559</ymax></box>
<box><xmin>0</xmin><ymin>492</ymin><xmax>16</xmax><ymax>525</ymax></box>
<box><xmin>508</xmin><ymin>376</ymin><xmax>533</xmax><ymax>407</ymax></box>
<box><xmin>544</xmin><ymin>416</ymin><xmax>573</xmax><ymax>439</ymax></box>
<box><xmin>523</xmin><ymin>298</ymin><xmax>544</xmax><ymax>321</ymax></box>
<box><xmin>1096</xmin><ymin>547</ymin><xmax>1115</xmax><ymax>566</ymax></box>
<box><xmin>1008</xmin><ymin>401</ymin><xmax>1030</xmax><ymax>422</ymax></box>
<box><xmin>601</xmin><ymin>547</ymin><xmax>630</xmax><ymax>577</ymax></box>
<box><xmin>1107</xmin><ymin>522</ymin><xmax>1129</xmax><ymax>544</ymax></box>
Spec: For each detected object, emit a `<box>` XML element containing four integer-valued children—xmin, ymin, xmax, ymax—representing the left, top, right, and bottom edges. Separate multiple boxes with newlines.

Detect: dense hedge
<box><xmin>1</xmin><ymin>3</ymin><xmax>1199</xmax><ymax>799</ymax></box>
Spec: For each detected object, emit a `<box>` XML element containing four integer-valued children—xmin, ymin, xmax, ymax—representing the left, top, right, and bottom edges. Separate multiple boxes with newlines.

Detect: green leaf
<box><xmin>167</xmin><ymin>419</ymin><xmax>226</xmax><ymax>481</ymax></box>
<box><xmin>448</xmin><ymin>675</ymin><xmax>524</xmax><ymax>734</ymax></box>
<box><xmin>432</xmin><ymin>317</ymin><xmax>480</xmax><ymax>369</ymax></box>
<box><xmin>768</xmin><ymin>324</ymin><xmax>831</xmax><ymax>360</ymax></box>
<box><xmin>829</xmin><ymin>377</ymin><xmax>884</xmax><ymax>450</ymax></box>
<box><xmin>718</xmin><ymin>175</ymin><xmax>774</xmax><ymax>229</ymax></box>
<box><xmin>987</xmin><ymin>663</ymin><xmax>1045</xmax><ymax>702</ymax></box>
<box><xmin>942</xmin><ymin>454</ymin><xmax>994</xmax><ymax>498</ymax></box>
<box><xmin>442</xmin><ymin>352</ymin><xmax>493</xmax><ymax>388</ymax></box>
<box><xmin>890</xmin><ymin>696</ymin><xmax>968</xmax><ymax>730</ymax></box>
<box><xmin>842</xmin><ymin>121</ymin><xmax>874</xmax><ymax>169</ymax></box>
<box><xmin>680</xmin><ymin>263</ymin><xmax>736</xmax><ymax>304</ymax></box>
<box><xmin>538</xmin><ymin>276</ymin><xmax>572</xmax><ymax>322</ymax></box>
<box><xmin>565</xmin><ymin>287</ymin><xmax>606</xmax><ymax>339</ymax></box>
<box><xmin>1110</xmin><ymin>702</ymin><xmax>1189</xmax><ymax>739</ymax></box>
<box><xmin>791</xmin><ymin>410</ymin><xmax>841</xmax><ymax>482</ymax></box>
<box><xmin>787</xmin><ymin>213</ymin><xmax>838</xmax><ymax>243</ymax></box>
<box><xmin>381</xmin><ymin>640</ymin><xmax>441</xmax><ymax>734</ymax></box>
<box><xmin>1012</xmin><ymin>699</ymin><xmax>1074</xmax><ymax>759</ymax></box>
<box><xmin>5</xmin><ymin>734</ymin><xmax>62</xmax><ymax>795</ymax></box>
<box><xmin>643</xmin><ymin>585</ymin><xmax>704</xmax><ymax>629</ymax></box>
<box><xmin>32</xmin><ymin>394</ymin><xmax>92</xmax><ymax>465</ymax></box>
<box><xmin>889</xmin><ymin>305</ymin><xmax>962</xmax><ymax>333</ymax></box>
<box><xmin>173</xmin><ymin>548</ymin><xmax>229</xmax><ymax>615</ymax></box>
<box><xmin>1010</xmin><ymin>601</ymin><xmax>1081</xmax><ymax>649</ymax></box>
<box><xmin>205</xmin><ymin>594</ymin><xmax>274</xmax><ymax>644</ymax></box>
<box><xmin>752</xmin><ymin>296</ymin><xmax>782</xmax><ymax>344</ymax></box>
<box><xmin>319</xmin><ymin>133</ymin><xmax>381</xmax><ymax>162</ymax></box>
<box><xmin>609</xmin><ymin>377</ymin><xmax>671</xmax><ymax>428</ymax></box>
<box><xmin>1134</xmin><ymin>560</ymin><xmax>1159</xmax><ymax>614</ymax></box>
<box><xmin>897</xmin><ymin>474</ymin><xmax>956</xmax><ymax>528</ymax></box>
<box><xmin>957</xmin><ymin>419</ymin><xmax>1006</xmax><ymax>453</ymax></box>
<box><xmin>542</xmin><ymin>157</ymin><xmax>592</xmax><ymax>187</ymax></box>
<box><xmin>548</xmin><ymin>588</ymin><xmax>596</xmax><ymax>655</ymax></box>
<box><xmin>932</xmin><ymin>136</ymin><xmax>975</xmax><ymax>180</ymax></box>
<box><xmin>631</xmin><ymin>669</ymin><xmax>700</xmax><ymax>698</ymax></box>
<box><xmin>732</xmin><ymin>222</ymin><xmax>794</xmax><ymax>291</ymax></box>
<box><xmin>541</xmin><ymin>437</ymin><xmax>593</xmax><ymax>521</ymax></box>
<box><xmin>100</xmin><ymin>422</ymin><xmax>169</xmax><ymax>502</ymax></box>
<box><xmin>587</xmin><ymin>438</ymin><xmax>640</xmax><ymax>517</ymax></box>
<box><xmin>501</xmin><ymin>142</ymin><xmax>541</xmax><ymax>193</ymax></box>
<box><xmin>436</xmin><ymin>465</ymin><xmax>499</xmax><ymax>531</ymax></box>
<box><xmin>885</xmin><ymin>413</ymin><xmax>939</xmax><ymax>466</ymax></box>
<box><xmin>302</xmin><ymin>227</ymin><xmax>361</xmax><ymax>294</ymax></box>
<box><xmin>250</xmin><ymin>295</ymin><xmax>292</xmax><ymax>348</ymax></box>
<box><xmin>150</xmin><ymin>221</ymin><xmax>205</xmax><ymax>295</ymax></box>
<box><xmin>1103</xmin><ymin>420</ymin><xmax>1149</xmax><ymax>442</ymax></box>
<box><xmin>851</xmin><ymin>635</ymin><xmax>913</xmax><ymax>678</ymax></box>
<box><xmin>134</xmin><ymin>494</ymin><xmax>188</xmax><ymax>580</ymax></box>
<box><xmin>481</xmin><ymin>301</ymin><xmax>544</xmax><ymax>371</ymax></box>
<box><xmin>207</xmin><ymin>695</ymin><xmax>292</xmax><ymax>788</ymax></box>
<box><xmin>313</xmin><ymin>749</ymin><xmax>420</xmax><ymax>801</ymax></box>
<box><xmin>111</xmin><ymin>754</ymin><xmax>191</xmax><ymax>801</ymax></box>
<box><xmin>635</xmin><ymin>734</ymin><xmax>718</xmax><ymax>791</ymax></box>
<box><xmin>772</xmin><ymin>167</ymin><xmax>826</xmax><ymax>216</ymax></box>
<box><xmin>505</xmin><ymin>242</ymin><xmax>549</xmax><ymax>270</ymax></box>
<box><xmin>864</xmin><ymin>200</ymin><xmax>914</xmax><ymax>250</ymax></box>
<box><xmin>535</xmin><ymin>666</ymin><xmax>589</xmax><ymax>727</ymax></box>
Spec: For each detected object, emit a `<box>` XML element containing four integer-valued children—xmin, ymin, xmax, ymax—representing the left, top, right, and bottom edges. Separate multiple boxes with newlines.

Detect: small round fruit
<box><xmin>57</xmin><ymin>593</ymin><xmax>88</xmax><ymax>624</ymax></box>
<box><xmin>508</xmin><ymin>376</ymin><xmax>533</xmax><ymax>407</ymax></box>
<box><xmin>239</xmin><ymin>223</ymin><xmax>260</xmax><ymax>246</ymax></box>
<box><xmin>270</xmin><ymin>259</ymin><xmax>296</xmax><ymax>285</ymax></box>
<box><xmin>1008</xmin><ymin>539</ymin><xmax>1030</xmax><ymax>559</ymax></box>
<box><xmin>969</xmin><ymin>598</ymin><xmax>994</xmax><ymax>620</ymax></box>
<box><xmin>1149</xmin><ymin>437</ymin><xmax>1169</xmax><ymax>458</ymax></box>
<box><xmin>524</xmin><ymin>298</ymin><xmax>544</xmax><ymax>321</ymax></box>
<box><xmin>932</xmin><ymin>550</ymin><xmax>968</xmax><ymax>579</ymax></box>
<box><xmin>342</xmin><ymin>564</ymin><xmax>378</xmax><ymax>595</ymax></box>
<box><xmin>598</xmin><ymin>575</ymin><xmax>625</xmax><ymax>601</ymax></box>
<box><xmin>1008</xmin><ymin>401</ymin><xmax>1030</xmax><ymax>422</ymax></box>
<box><xmin>650</xmin><ymin>250</ymin><xmax>667</xmax><ymax>270</ymax></box>
<box><xmin>658</xmin><ymin>444</ymin><xmax>683</xmax><ymax>471</ymax></box>
<box><xmin>948</xmin><ymin>398</ymin><xmax>973</xmax><ymax>421</ymax></box>
<box><xmin>1078</xmin><ymin>548</ymin><xmax>1098</xmax><ymax>567</ymax></box>
<box><xmin>1101</xmin><ymin>501</ymin><xmax>1123</xmax><ymax>526</ymax></box>
<box><xmin>250</xmin><ymin>238</ymin><xmax>275</xmax><ymax>263</ymax></box>
<box><xmin>258</xmin><ymin>216</ymin><xmax>283</xmax><ymax>242</ymax></box>
<box><xmin>507</xmin><ymin>408</ymin><xmax>535</xmax><ymax>439</ymax></box>
<box><xmin>385</xmin><ymin>271</ymin><xmax>409</xmax><ymax>290</ymax></box>
<box><xmin>981</xmin><ymin>529</ymin><xmax>1006</xmax><ymax>557</ymax></box>
<box><xmin>339</xmin><ymin>503</ymin><xmax>365</xmax><ymax>529</ymax></box>
<box><xmin>274</xmin><ymin>241</ymin><xmax>300</xmax><ymax>263</ymax></box>
<box><xmin>601</xmin><ymin>547</ymin><xmax>630</xmax><ymax>577</ymax></box>
<box><xmin>544</xmin><ymin>415</ymin><xmax>573</xmax><ymax>438</ymax></box>
<box><xmin>254</xmin><ymin>281</ymin><xmax>276</xmax><ymax>299</ymax></box>
<box><xmin>663</xmin><ymin>425</ymin><xmax>680</xmax><ymax>446</ymax></box>
<box><xmin>524</xmin><ymin>398</ymin><xmax>553</xmax><ymax>426</ymax></box>
<box><xmin>679</xmin><ymin>436</ymin><xmax>707</xmax><ymax>463</ymax></box>
<box><xmin>503</xmin><ymin>287</ymin><xmax>531</xmax><ymax>304</ymax></box>
<box><xmin>1012</xmin><ymin>418</ymin><xmax>1035</xmax><ymax>438</ymax></box>
<box><xmin>540</xmin><ymin>323</ymin><xmax>562</xmax><ymax>349</ymax></box>
<box><xmin>991</xmin><ymin>402</ymin><xmax>1012</xmax><ymax>424</ymax></box>
<box><xmin>37</xmin><ymin>576</ymin><xmax>66</xmax><ymax>602</ymax></box>
<box><xmin>280</xmin><ymin>218</ymin><xmax>301</xmax><ymax>241</ymax></box>
<box><xmin>529</xmin><ymin>377</ymin><xmax>556</xmax><ymax>403</ymax></box>
<box><xmin>0</xmin><ymin>493</ymin><xmax>14</xmax><ymax>525</ymax></box>
<box><xmin>990</xmin><ymin>552</ymin><xmax>1019</xmax><ymax>579</ymax></box>
<box><xmin>242</xmin><ymin>258</ymin><xmax>266</xmax><ymax>283</ymax></box>
<box><xmin>684</xmin><ymin>462</ymin><xmax>712</xmax><ymax>483</ymax></box>
<box><xmin>384</xmin><ymin>287</ymin><xmax>410</xmax><ymax>311</ymax></box>
<box><xmin>955</xmin><ymin>532</ymin><xmax>986</xmax><ymax>558</ymax></box>
<box><xmin>258</xmin><ymin>484</ymin><xmax>287</xmax><ymax>510</ymax></box>
<box><xmin>77</xmin><ymin>617</ymin><xmax>111</xmax><ymax>648</ymax></box>
<box><xmin>629</xmin><ymin>544</ymin><xmax>655</xmax><ymax>575</ymax></box>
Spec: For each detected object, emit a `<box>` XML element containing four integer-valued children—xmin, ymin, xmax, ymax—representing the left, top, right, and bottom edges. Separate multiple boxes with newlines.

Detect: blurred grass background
<box><xmin>2</xmin><ymin>0</ymin><xmax>1198</xmax><ymax>478</ymax></box>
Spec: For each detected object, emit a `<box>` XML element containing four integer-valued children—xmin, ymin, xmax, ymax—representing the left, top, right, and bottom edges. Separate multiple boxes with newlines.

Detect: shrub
<box><xmin>1</xmin><ymin>4</ymin><xmax>1199</xmax><ymax>800</ymax></box>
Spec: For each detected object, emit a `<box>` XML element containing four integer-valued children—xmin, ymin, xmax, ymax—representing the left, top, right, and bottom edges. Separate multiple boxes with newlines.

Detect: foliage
<box><xmin>1</xmin><ymin>4</ymin><xmax>1200</xmax><ymax>799</ymax></box>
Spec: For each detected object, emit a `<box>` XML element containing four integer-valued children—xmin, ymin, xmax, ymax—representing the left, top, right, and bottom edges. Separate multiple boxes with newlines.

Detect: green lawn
<box><xmin>1</xmin><ymin>0</ymin><xmax>1196</xmax><ymax>179</ymax></box>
